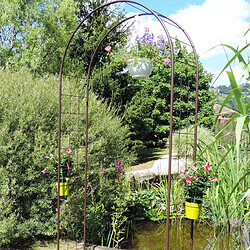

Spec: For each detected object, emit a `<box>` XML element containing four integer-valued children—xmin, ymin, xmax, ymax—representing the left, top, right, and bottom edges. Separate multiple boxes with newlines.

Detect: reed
<box><xmin>203</xmin><ymin>143</ymin><xmax>249</xmax><ymax>230</ymax></box>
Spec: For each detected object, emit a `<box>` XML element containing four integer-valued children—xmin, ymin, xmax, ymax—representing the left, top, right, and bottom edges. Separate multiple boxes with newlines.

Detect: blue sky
<box><xmin>120</xmin><ymin>0</ymin><xmax>250</xmax><ymax>86</ymax></box>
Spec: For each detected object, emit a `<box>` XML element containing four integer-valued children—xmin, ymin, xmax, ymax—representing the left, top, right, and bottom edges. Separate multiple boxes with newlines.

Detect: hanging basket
<box><xmin>185</xmin><ymin>201</ymin><xmax>201</xmax><ymax>220</ymax></box>
<box><xmin>127</xmin><ymin>58</ymin><xmax>153</xmax><ymax>79</ymax></box>
<box><xmin>56</xmin><ymin>178</ymin><xmax>69</xmax><ymax>196</ymax></box>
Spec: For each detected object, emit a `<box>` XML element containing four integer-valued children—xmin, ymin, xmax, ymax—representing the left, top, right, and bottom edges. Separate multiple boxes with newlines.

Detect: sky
<box><xmin>120</xmin><ymin>0</ymin><xmax>250</xmax><ymax>86</ymax></box>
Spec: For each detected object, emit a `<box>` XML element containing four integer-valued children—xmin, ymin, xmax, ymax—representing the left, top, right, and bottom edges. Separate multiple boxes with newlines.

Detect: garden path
<box><xmin>126</xmin><ymin>153</ymin><xmax>189</xmax><ymax>182</ymax></box>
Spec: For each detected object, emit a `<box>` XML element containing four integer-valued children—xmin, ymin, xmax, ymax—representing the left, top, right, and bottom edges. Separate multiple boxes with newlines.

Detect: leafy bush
<box><xmin>0</xmin><ymin>68</ymin><xmax>136</xmax><ymax>247</ymax></box>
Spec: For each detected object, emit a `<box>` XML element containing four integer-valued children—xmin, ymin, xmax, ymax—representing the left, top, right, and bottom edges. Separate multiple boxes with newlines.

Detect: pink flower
<box><xmin>123</xmin><ymin>54</ymin><xmax>129</xmax><ymax>60</ymax></box>
<box><xmin>66</xmin><ymin>148</ymin><xmax>72</xmax><ymax>155</ymax></box>
<box><xmin>74</xmin><ymin>167</ymin><xmax>76</xmax><ymax>172</ymax></box>
<box><xmin>105</xmin><ymin>46</ymin><xmax>111</xmax><ymax>52</ymax></box>
<box><xmin>195</xmin><ymin>176</ymin><xmax>198</xmax><ymax>180</ymax></box>
<box><xmin>100</xmin><ymin>165</ymin><xmax>104</xmax><ymax>175</ymax></box>
<box><xmin>164</xmin><ymin>58</ymin><xmax>171</xmax><ymax>66</ymax></box>
<box><xmin>215</xmin><ymin>177</ymin><xmax>220</xmax><ymax>182</ymax></box>
<box><xmin>184</xmin><ymin>169</ymin><xmax>188</xmax><ymax>175</ymax></box>
<box><xmin>210</xmin><ymin>177</ymin><xmax>215</xmax><ymax>181</ymax></box>
<box><xmin>205</xmin><ymin>164</ymin><xmax>212</xmax><ymax>171</ymax></box>
<box><xmin>191</xmin><ymin>166</ymin><xmax>197</xmax><ymax>171</ymax></box>
<box><xmin>186</xmin><ymin>178</ymin><xmax>192</xmax><ymax>184</ymax></box>
<box><xmin>232</xmin><ymin>218</ymin><xmax>237</xmax><ymax>228</ymax></box>
<box><xmin>42</xmin><ymin>169</ymin><xmax>46</xmax><ymax>174</ymax></box>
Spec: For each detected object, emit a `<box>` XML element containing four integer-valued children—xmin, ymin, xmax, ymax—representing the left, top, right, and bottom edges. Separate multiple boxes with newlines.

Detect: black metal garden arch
<box><xmin>58</xmin><ymin>1</ymin><xmax>199</xmax><ymax>249</ymax></box>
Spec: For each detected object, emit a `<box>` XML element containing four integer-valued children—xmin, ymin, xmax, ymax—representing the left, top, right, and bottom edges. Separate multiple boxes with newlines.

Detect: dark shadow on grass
<box><xmin>136</xmin><ymin>147</ymin><xmax>168</xmax><ymax>164</ymax></box>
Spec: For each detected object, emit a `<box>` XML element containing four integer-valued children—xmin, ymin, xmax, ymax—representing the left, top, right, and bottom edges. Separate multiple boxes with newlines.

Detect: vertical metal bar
<box><xmin>58</xmin><ymin>54</ymin><xmax>63</xmax><ymax>250</ymax></box>
<box><xmin>190</xmin><ymin>220</ymin><xmax>194</xmax><ymax>249</ymax></box>
<box><xmin>193</xmin><ymin>53</ymin><xmax>199</xmax><ymax>163</ymax></box>
<box><xmin>67</xmin><ymin>89</ymin><xmax>72</xmax><ymax>246</ymax></box>
<box><xmin>166</xmin><ymin>38</ymin><xmax>175</xmax><ymax>250</ymax></box>
<box><xmin>75</xmin><ymin>94</ymin><xmax>80</xmax><ymax>248</ymax></box>
<box><xmin>182</xmin><ymin>211</ymin><xmax>185</xmax><ymax>249</ymax></box>
<box><xmin>83</xmin><ymin>82</ymin><xmax>89</xmax><ymax>250</ymax></box>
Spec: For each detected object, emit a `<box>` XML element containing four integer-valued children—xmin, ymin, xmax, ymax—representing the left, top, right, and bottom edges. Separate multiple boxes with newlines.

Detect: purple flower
<box><xmin>232</xmin><ymin>219</ymin><xmax>237</xmax><ymax>228</ymax></box>
<box><xmin>100</xmin><ymin>164</ymin><xmax>104</xmax><ymax>175</ymax></box>
<box><xmin>115</xmin><ymin>156</ymin><xmax>124</xmax><ymax>183</ymax></box>
<box><xmin>157</xmin><ymin>35</ymin><xmax>163</xmax><ymax>39</ymax></box>
<box><xmin>158</xmin><ymin>50</ymin><xmax>164</xmax><ymax>55</ymax></box>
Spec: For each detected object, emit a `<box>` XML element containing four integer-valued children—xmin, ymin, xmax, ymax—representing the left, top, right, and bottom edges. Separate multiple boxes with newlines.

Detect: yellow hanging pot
<box><xmin>56</xmin><ymin>178</ymin><xmax>69</xmax><ymax>196</ymax></box>
<box><xmin>185</xmin><ymin>201</ymin><xmax>201</xmax><ymax>220</ymax></box>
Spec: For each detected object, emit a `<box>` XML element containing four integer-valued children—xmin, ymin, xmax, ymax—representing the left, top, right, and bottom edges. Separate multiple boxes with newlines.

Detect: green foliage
<box><xmin>183</xmin><ymin>163</ymin><xmax>219</xmax><ymax>204</ymax></box>
<box><xmin>92</xmin><ymin>40</ymin><xmax>215</xmax><ymax>147</ymax></box>
<box><xmin>0</xmin><ymin>68</ymin><xmax>136</xmax><ymax>247</ymax></box>
<box><xmin>172</xmin><ymin>125</ymin><xmax>215</xmax><ymax>156</ymax></box>
<box><xmin>215</xmin><ymin>83</ymin><xmax>249</xmax><ymax>113</ymax></box>
<box><xmin>44</xmin><ymin>148</ymin><xmax>74</xmax><ymax>182</ymax></box>
<box><xmin>0</xmin><ymin>0</ymin><xmax>125</xmax><ymax>76</ymax></box>
<box><xmin>0</xmin><ymin>0</ymin><xmax>78</xmax><ymax>74</ymax></box>
<box><xmin>202</xmin><ymin>144</ymin><xmax>249</xmax><ymax>229</ymax></box>
<box><xmin>211</xmin><ymin>31</ymin><xmax>250</xmax><ymax>158</ymax></box>
<box><xmin>72</xmin><ymin>0</ymin><xmax>126</xmax><ymax>75</ymax></box>
<box><xmin>126</xmin><ymin>177</ymin><xmax>184</xmax><ymax>222</ymax></box>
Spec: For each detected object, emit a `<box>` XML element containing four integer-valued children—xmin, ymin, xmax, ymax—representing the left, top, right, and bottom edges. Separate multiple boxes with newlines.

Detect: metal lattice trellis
<box><xmin>58</xmin><ymin>1</ymin><xmax>199</xmax><ymax>249</ymax></box>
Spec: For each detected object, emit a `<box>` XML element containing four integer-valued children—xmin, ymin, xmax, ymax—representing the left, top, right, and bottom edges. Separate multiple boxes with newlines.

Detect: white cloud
<box><xmin>208</xmin><ymin>64</ymin><xmax>246</xmax><ymax>86</ymax></box>
<box><xmin>123</xmin><ymin>0</ymin><xmax>249</xmax><ymax>85</ymax></box>
<box><xmin>169</xmin><ymin>0</ymin><xmax>250</xmax><ymax>59</ymax></box>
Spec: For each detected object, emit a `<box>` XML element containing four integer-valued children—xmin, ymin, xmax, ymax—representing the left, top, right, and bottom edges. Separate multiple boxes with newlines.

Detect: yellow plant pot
<box><xmin>56</xmin><ymin>179</ymin><xmax>69</xmax><ymax>196</ymax></box>
<box><xmin>185</xmin><ymin>201</ymin><xmax>201</xmax><ymax>220</ymax></box>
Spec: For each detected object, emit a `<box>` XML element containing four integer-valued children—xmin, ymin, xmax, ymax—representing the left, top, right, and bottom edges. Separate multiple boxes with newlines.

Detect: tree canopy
<box><xmin>0</xmin><ymin>0</ymin><xmax>125</xmax><ymax>75</ymax></box>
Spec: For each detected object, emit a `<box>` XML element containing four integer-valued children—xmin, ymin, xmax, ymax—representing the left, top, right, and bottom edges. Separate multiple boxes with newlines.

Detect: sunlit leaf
<box><xmin>213</xmin><ymin>43</ymin><xmax>250</xmax><ymax>84</ymax></box>
<box><xmin>226</xmin><ymin>71</ymin><xmax>246</xmax><ymax>115</ymax></box>
<box><xmin>235</xmin><ymin>115</ymin><xmax>247</xmax><ymax>158</ymax></box>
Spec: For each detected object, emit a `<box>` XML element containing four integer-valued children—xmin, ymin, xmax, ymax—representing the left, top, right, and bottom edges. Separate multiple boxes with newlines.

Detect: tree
<box><xmin>91</xmin><ymin>39</ymin><xmax>216</xmax><ymax>147</ymax></box>
<box><xmin>70</xmin><ymin>0</ymin><xmax>126</xmax><ymax>75</ymax></box>
<box><xmin>0</xmin><ymin>0</ymin><xmax>126</xmax><ymax>75</ymax></box>
<box><xmin>0</xmin><ymin>0</ymin><xmax>78</xmax><ymax>74</ymax></box>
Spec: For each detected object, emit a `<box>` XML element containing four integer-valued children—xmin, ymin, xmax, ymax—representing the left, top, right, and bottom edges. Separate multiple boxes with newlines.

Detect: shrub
<box><xmin>0</xmin><ymin>68</ymin><xmax>136</xmax><ymax>247</ymax></box>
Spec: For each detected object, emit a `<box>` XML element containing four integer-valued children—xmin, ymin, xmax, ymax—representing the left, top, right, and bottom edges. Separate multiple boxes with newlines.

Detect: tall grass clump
<box><xmin>172</xmin><ymin>125</ymin><xmax>215</xmax><ymax>157</ymax></box>
<box><xmin>202</xmin><ymin>143</ymin><xmax>249</xmax><ymax>230</ymax></box>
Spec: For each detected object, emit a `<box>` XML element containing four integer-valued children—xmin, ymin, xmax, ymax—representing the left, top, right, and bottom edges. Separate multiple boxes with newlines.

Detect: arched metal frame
<box><xmin>58</xmin><ymin>1</ymin><xmax>199</xmax><ymax>249</ymax></box>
